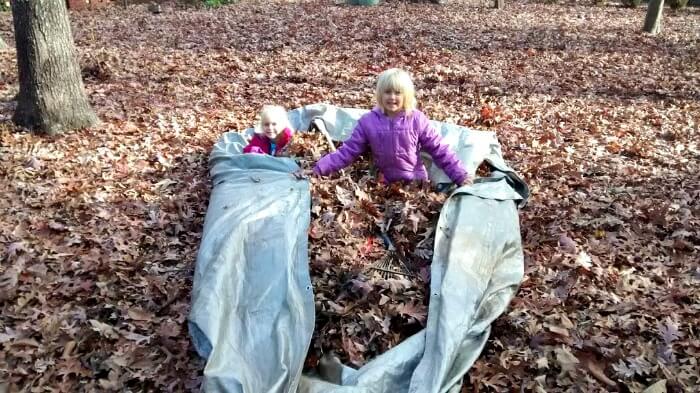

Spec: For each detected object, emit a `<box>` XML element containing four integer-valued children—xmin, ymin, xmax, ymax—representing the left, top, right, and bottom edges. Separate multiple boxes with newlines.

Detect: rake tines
<box><xmin>366</xmin><ymin>230</ymin><xmax>414</xmax><ymax>279</ymax></box>
<box><xmin>368</xmin><ymin>254</ymin><xmax>414</xmax><ymax>279</ymax></box>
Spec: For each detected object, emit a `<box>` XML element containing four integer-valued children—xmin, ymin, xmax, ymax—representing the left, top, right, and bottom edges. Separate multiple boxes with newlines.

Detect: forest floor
<box><xmin>0</xmin><ymin>0</ymin><xmax>698</xmax><ymax>391</ymax></box>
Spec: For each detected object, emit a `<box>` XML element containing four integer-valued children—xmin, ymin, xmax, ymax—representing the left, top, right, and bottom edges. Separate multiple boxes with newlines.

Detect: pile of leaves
<box><xmin>285</xmin><ymin>133</ymin><xmax>446</xmax><ymax>367</ymax></box>
<box><xmin>0</xmin><ymin>0</ymin><xmax>698</xmax><ymax>391</ymax></box>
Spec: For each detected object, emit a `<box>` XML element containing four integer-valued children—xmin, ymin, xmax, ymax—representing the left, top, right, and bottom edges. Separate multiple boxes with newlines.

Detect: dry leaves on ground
<box><xmin>0</xmin><ymin>0</ymin><xmax>698</xmax><ymax>391</ymax></box>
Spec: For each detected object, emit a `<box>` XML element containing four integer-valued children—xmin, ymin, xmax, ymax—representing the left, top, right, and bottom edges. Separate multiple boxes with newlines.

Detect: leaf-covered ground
<box><xmin>1</xmin><ymin>1</ymin><xmax>699</xmax><ymax>391</ymax></box>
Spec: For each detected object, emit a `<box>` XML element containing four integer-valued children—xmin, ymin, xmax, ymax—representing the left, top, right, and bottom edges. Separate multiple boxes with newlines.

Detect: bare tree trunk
<box><xmin>11</xmin><ymin>0</ymin><xmax>97</xmax><ymax>134</ymax></box>
<box><xmin>494</xmin><ymin>0</ymin><xmax>504</xmax><ymax>8</ymax></box>
<box><xmin>643</xmin><ymin>0</ymin><xmax>664</xmax><ymax>35</ymax></box>
<box><xmin>0</xmin><ymin>37</ymin><xmax>7</xmax><ymax>50</ymax></box>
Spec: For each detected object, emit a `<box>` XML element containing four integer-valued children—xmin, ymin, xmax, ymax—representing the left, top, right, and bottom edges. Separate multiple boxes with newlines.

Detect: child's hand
<box><xmin>460</xmin><ymin>176</ymin><xmax>473</xmax><ymax>186</ymax></box>
<box><xmin>293</xmin><ymin>168</ymin><xmax>316</xmax><ymax>180</ymax></box>
<box><xmin>292</xmin><ymin>169</ymin><xmax>306</xmax><ymax>180</ymax></box>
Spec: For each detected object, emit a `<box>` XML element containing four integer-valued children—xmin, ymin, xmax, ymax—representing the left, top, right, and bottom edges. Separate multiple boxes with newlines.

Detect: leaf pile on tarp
<box><xmin>284</xmin><ymin>133</ymin><xmax>446</xmax><ymax>367</ymax></box>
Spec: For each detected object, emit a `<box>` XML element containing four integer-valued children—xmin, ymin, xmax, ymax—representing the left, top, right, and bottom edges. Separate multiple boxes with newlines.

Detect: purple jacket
<box><xmin>314</xmin><ymin>108</ymin><xmax>468</xmax><ymax>184</ymax></box>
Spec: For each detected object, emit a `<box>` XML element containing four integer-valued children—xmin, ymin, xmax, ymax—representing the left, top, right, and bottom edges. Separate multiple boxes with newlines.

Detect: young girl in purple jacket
<box><xmin>312</xmin><ymin>68</ymin><xmax>471</xmax><ymax>185</ymax></box>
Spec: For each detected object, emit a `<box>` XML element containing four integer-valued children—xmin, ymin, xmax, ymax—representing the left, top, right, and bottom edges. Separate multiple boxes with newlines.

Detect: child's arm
<box><xmin>276</xmin><ymin>128</ymin><xmax>294</xmax><ymax>151</ymax></box>
<box><xmin>417</xmin><ymin>113</ymin><xmax>470</xmax><ymax>185</ymax></box>
<box><xmin>244</xmin><ymin>145</ymin><xmax>265</xmax><ymax>154</ymax></box>
<box><xmin>243</xmin><ymin>135</ymin><xmax>267</xmax><ymax>154</ymax></box>
<box><xmin>313</xmin><ymin>123</ymin><xmax>368</xmax><ymax>176</ymax></box>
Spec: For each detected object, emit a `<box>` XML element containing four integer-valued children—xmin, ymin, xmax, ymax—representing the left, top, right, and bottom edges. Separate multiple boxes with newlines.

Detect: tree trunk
<box><xmin>0</xmin><ymin>37</ymin><xmax>7</xmax><ymax>50</ymax></box>
<box><xmin>11</xmin><ymin>0</ymin><xmax>97</xmax><ymax>134</ymax></box>
<box><xmin>494</xmin><ymin>0</ymin><xmax>504</xmax><ymax>8</ymax></box>
<box><xmin>643</xmin><ymin>0</ymin><xmax>664</xmax><ymax>35</ymax></box>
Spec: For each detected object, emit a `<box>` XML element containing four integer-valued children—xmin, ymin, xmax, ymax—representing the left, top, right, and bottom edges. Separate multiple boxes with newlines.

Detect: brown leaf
<box><xmin>557</xmin><ymin>234</ymin><xmax>577</xmax><ymax>254</ymax></box>
<box><xmin>157</xmin><ymin>320</ymin><xmax>181</xmax><ymax>338</ymax></box>
<box><xmin>579</xmin><ymin>352</ymin><xmax>617</xmax><ymax>388</ymax></box>
<box><xmin>88</xmin><ymin>320</ymin><xmax>119</xmax><ymax>340</ymax></box>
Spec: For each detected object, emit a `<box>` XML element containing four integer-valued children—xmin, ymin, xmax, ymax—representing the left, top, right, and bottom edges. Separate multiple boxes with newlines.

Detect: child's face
<box><xmin>381</xmin><ymin>89</ymin><xmax>404</xmax><ymax>116</ymax></box>
<box><xmin>261</xmin><ymin>116</ymin><xmax>283</xmax><ymax>139</ymax></box>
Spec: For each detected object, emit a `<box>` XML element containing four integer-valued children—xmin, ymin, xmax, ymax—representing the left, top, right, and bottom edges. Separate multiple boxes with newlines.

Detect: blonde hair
<box><xmin>256</xmin><ymin>105</ymin><xmax>292</xmax><ymax>133</ymax></box>
<box><xmin>375</xmin><ymin>68</ymin><xmax>417</xmax><ymax>114</ymax></box>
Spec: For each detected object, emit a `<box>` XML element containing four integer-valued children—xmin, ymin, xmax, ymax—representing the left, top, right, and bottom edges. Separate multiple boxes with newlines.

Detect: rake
<box><xmin>366</xmin><ymin>218</ymin><xmax>414</xmax><ymax>279</ymax></box>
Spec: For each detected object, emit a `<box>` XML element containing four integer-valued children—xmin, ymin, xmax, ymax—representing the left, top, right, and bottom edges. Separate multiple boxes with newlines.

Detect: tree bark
<box><xmin>11</xmin><ymin>0</ymin><xmax>97</xmax><ymax>134</ymax></box>
<box><xmin>494</xmin><ymin>0</ymin><xmax>504</xmax><ymax>9</ymax></box>
<box><xmin>643</xmin><ymin>0</ymin><xmax>664</xmax><ymax>35</ymax></box>
<box><xmin>0</xmin><ymin>37</ymin><xmax>7</xmax><ymax>50</ymax></box>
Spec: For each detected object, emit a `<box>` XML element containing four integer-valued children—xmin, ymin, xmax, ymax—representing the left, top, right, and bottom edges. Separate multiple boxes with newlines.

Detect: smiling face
<box><xmin>375</xmin><ymin>68</ymin><xmax>416</xmax><ymax>116</ymax></box>
<box><xmin>261</xmin><ymin>115</ymin><xmax>283</xmax><ymax>139</ymax></box>
<box><xmin>381</xmin><ymin>89</ymin><xmax>405</xmax><ymax>117</ymax></box>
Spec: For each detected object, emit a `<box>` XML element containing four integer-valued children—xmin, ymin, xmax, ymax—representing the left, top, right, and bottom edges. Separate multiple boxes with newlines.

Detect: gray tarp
<box><xmin>189</xmin><ymin>104</ymin><xmax>529</xmax><ymax>392</ymax></box>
